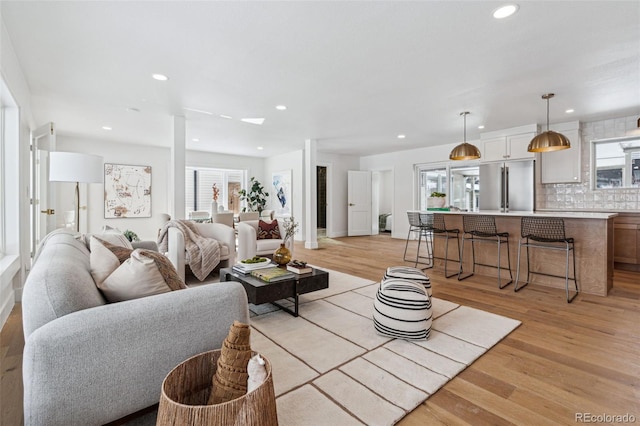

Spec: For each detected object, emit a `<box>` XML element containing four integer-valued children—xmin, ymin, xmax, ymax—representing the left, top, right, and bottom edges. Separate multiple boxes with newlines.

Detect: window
<box><xmin>592</xmin><ymin>136</ymin><xmax>640</xmax><ymax>189</ymax></box>
<box><xmin>185</xmin><ymin>167</ymin><xmax>244</xmax><ymax>216</ymax></box>
<box><xmin>0</xmin><ymin>103</ymin><xmax>5</xmax><ymax>257</ymax></box>
<box><xmin>416</xmin><ymin>162</ymin><xmax>480</xmax><ymax>212</ymax></box>
<box><xmin>416</xmin><ymin>164</ymin><xmax>447</xmax><ymax>211</ymax></box>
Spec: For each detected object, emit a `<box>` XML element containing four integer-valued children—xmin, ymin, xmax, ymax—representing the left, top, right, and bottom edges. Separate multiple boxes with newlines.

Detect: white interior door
<box><xmin>348</xmin><ymin>170</ymin><xmax>372</xmax><ymax>236</ymax></box>
<box><xmin>31</xmin><ymin>123</ymin><xmax>56</xmax><ymax>255</ymax></box>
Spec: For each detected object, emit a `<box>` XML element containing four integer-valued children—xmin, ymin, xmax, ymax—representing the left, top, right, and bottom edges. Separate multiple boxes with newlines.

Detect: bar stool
<box><xmin>515</xmin><ymin>217</ymin><xmax>578</xmax><ymax>303</ymax></box>
<box><xmin>403</xmin><ymin>211</ymin><xmax>432</xmax><ymax>267</ymax></box>
<box><xmin>421</xmin><ymin>213</ymin><xmax>461</xmax><ymax>278</ymax></box>
<box><xmin>458</xmin><ymin>215</ymin><xmax>513</xmax><ymax>289</ymax></box>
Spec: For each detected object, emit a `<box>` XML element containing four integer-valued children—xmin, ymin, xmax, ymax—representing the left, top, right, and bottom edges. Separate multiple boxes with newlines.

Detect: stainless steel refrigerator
<box><xmin>479</xmin><ymin>160</ymin><xmax>535</xmax><ymax>212</ymax></box>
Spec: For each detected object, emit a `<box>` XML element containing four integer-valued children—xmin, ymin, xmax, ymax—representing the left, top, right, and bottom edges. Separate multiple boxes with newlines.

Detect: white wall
<box><xmin>378</xmin><ymin>170</ymin><xmax>393</xmax><ymax>215</ymax></box>
<box><xmin>264</xmin><ymin>150</ymin><xmax>304</xmax><ymax>240</ymax></box>
<box><xmin>57</xmin><ymin>137</ymin><xmax>266</xmax><ymax>241</ymax></box>
<box><xmin>360</xmin><ymin>142</ymin><xmax>462</xmax><ymax>239</ymax></box>
<box><xmin>1</xmin><ymin>16</ymin><xmax>36</xmax><ymax>325</ymax></box>
<box><xmin>317</xmin><ymin>152</ymin><xmax>360</xmax><ymax>238</ymax></box>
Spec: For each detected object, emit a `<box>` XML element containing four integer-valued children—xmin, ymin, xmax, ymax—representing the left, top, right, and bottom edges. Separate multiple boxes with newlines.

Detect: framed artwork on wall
<box><xmin>272</xmin><ymin>170</ymin><xmax>292</xmax><ymax>217</ymax></box>
<box><xmin>104</xmin><ymin>163</ymin><xmax>152</xmax><ymax>218</ymax></box>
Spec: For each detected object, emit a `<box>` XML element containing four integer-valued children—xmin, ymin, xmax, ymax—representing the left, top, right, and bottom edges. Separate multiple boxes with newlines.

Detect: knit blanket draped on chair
<box><xmin>158</xmin><ymin>220</ymin><xmax>221</xmax><ymax>281</ymax></box>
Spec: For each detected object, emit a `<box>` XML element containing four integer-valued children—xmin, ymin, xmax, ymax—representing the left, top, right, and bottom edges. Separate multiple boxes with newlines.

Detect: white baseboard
<box><xmin>329</xmin><ymin>231</ymin><xmax>348</xmax><ymax>238</ymax></box>
<box><xmin>0</xmin><ymin>255</ymin><xmax>21</xmax><ymax>330</ymax></box>
<box><xmin>0</xmin><ymin>289</ymin><xmax>15</xmax><ymax>331</ymax></box>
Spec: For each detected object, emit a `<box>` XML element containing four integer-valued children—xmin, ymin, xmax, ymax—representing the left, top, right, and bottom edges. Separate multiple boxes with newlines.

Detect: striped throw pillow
<box><xmin>373</xmin><ymin>278</ymin><xmax>432</xmax><ymax>340</ymax></box>
<box><xmin>384</xmin><ymin>266</ymin><xmax>432</xmax><ymax>297</ymax></box>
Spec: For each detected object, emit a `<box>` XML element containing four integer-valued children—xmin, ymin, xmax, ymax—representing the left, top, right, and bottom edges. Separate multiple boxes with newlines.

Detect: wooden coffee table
<box><xmin>220</xmin><ymin>267</ymin><xmax>329</xmax><ymax>317</ymax></box>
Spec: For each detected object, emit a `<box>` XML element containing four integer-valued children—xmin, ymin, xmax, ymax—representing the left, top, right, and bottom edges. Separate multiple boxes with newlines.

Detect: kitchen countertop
<box><xmin>421</xmin><ymin>210</ymin><xmax>618</xmax><ymax>219</ymax></box>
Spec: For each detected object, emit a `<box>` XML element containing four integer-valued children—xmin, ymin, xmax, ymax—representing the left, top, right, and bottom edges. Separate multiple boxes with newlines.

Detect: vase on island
<box><xmin>273</xmin><ymin>244</ymin><xmax>291</xmax><ymax>266</ymax></box>
<box><xmin>210</xmin><ymin>200</ymin><xmax>218</xmax><ymax>216</ymax></box>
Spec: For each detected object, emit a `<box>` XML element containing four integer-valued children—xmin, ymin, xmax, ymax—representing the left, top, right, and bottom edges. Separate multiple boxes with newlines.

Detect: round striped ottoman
<box><xmin>383</xmin><ymin>266</ymin><xmax>432</xmax><ymax>297</ymax></box>
<box><xmin>373</xmin><ymin>271</ymin><xmax>432</xmax><ymax>341</ymax></box>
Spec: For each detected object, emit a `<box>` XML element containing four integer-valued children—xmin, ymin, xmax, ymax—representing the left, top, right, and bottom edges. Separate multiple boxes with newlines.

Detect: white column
<box><xmin>304</xmin><ymin>139</ymin><xmax>318</xmax><ymax>249</ymax></box>
<box><xmin>171</xmin><ymin>116</ymin><xmax>186</xmax><ymax>219</ymax></box>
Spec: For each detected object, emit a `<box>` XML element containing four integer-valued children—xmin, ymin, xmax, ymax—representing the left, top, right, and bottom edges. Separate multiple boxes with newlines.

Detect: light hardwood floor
<box><xmin>2</xmin><ymin>234</ymin><xmax>639</xmax><ymax>425</ymax></box>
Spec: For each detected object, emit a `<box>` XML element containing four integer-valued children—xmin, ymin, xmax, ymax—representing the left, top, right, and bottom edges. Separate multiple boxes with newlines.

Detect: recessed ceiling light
<box><xmin>192</xmin><ymin>138</ymin><xmax>199</xmax><ymax>142</ymax></box>
<box><xmin>102</xmin><ymin>126</ymin><xmax>112</xmax><ymax>130</ymax></box>
<box><xmin>275</xmin><ymin>105</ymin><xmax>287</xmax><ymax>111</ymax></box>
<box><xmin>565</xmin><ymin>109</ymin><xmax>575</xmax><ymax>113</ymax></box>
<box><xmin>257</xmin><ymin>146</ymin><xmax>264</xmax><ymax>150</ymax></box>
<box><xmin>219</xmin><ymin>114</ymin><xmax>233</xmax><ymax>119</ymax></box>
<box><xmin>152</xmin><ymin>73</ymin><xmax>169</xmax><ymax>81</ymax></box>
<box><xmin>183</xmin><ymin>107</ymin><xmax>213</xmax><ymax>115</ymax></box>
<box><xmin>241</xmin><ymin>118</ymin><xmax>265</xmax><ymax>125</ymax></box>
<box><xmin>478</xmin><ymin>125</ymin><xmax>485</xmax><ymax>129</ymax></box>
<box><xmin>397</xmin><ymin>134</ymin><xmax>406</xmax><ymax>139</ymax></box>
<box><xmin>493</xmin><ymin>4</ymin><xmax>518</xmax><ymax>19</ymax></box>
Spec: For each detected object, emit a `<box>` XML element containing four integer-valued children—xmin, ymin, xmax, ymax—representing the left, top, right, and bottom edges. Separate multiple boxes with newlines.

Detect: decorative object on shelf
<box><xmin>427</xmin><ymin>192</ymin><xmax>447</xmax><ymax>208</ymax></box>
<box><xmin>211</xmin><ymin>183</ymin><xmax>220</xmax><ymax>214</ymax></box>
<box><xmin>123</xmin><ymin>229</ymin><xmax>140</xmax><ymax>242</ymax></box>
<box><xmin>49</xmin><ymin>151</ymin><xmax>104</xmax><ymax>232</ymax></box>
<box><xmin>287</xmin><ymin>260</ymin><xmax>312</xmax><ymax>274</ymax></box>
<box><xmin>272</xmin><ymin>170</ymin><xmax>292</xmax><ymax>217</ymax></box>
<box><xmin>104</xmin><ymin>163</ymin><xmax>152</xmax><ymax>218</ymax></box>
<box><xmin>272</xmin><ymin>216</ymin><xmax>299</xmax><ymax>265</ymax></box>
<box><xmin>273</xmin><ymin>244</ymin><xmax>292</xmax><ymax>266</ymax></box>
<box><xmin>238</xmin><ymin>177</ymin><xmax>269</xmax><ymax>214</ymax></box>
<box><xmin>449</xmin><ymin>111</ymin><xmax>481</xmax><ymax>161</ymax></box>
<box><xmin>528</xmin><ymin>93</ymin><xmax>571</xmax><ymax>152</ymax></box>
<box><xmin>208</xmin><ymin>321</ymin><xmax>252</xmax><ymax>405</ymax></box>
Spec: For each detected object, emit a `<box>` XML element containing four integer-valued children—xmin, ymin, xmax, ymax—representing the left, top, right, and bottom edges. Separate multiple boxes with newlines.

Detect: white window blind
<box><xmin>185</xmin><ymin>167</ymin><xmax>245</xmax><ymax>217</ymax></box>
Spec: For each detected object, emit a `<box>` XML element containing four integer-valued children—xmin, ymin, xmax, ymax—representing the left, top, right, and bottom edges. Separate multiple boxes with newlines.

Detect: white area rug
<box><xmin>250</xmin><ymin>269</ymin><xmax>521</xmax><ymax>425</ymax></box>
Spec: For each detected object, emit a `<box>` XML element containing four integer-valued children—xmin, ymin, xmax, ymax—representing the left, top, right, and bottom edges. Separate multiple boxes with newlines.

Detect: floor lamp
<box><xmin>49</xmin><ymin>152</ymin><xmax>104</xmax><ymax>232</ymax></box>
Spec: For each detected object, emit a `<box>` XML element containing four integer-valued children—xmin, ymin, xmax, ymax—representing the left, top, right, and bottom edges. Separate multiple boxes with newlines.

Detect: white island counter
<box><xmin>426</xmin><ymin>210</ymin><xmax>617</xmax><ymax>296</ymax></box>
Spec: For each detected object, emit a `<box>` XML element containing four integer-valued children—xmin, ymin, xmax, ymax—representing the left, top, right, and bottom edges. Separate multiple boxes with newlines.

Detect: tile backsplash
<box><xmin>538</xmin><ymin>115</ymin><xmax>640</xmax><ymax>211</ymax></box>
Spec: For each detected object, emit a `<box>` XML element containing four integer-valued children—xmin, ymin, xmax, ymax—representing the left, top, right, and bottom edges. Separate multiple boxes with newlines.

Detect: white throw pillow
<box><xmin>90</xmin><ymin>236</ymin><xmax>186</xmax><ymax>303</ymax></box>
<box><xmin>84</xmin><ymin>229</ymin><xmax>133</xmax><ymax>251</ymax></box>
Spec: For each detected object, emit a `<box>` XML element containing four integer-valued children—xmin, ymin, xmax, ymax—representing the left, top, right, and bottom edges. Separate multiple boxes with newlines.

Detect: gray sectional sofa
<box><xmin>22</xmin><ymin>230</ymin><xmax>249</xmax><ymax>425</ymax></box>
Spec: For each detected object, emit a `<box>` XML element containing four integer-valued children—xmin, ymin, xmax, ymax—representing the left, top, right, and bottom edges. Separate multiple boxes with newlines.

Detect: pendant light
<box><xmin>528</xmin><ymin>93</ymin><xmax>571</xmax><ymax>152</ymax></box>
<box><xmin>449</xmin><ymin>111</ymin><xmax>481</xmax><ymax>160</ymax></box>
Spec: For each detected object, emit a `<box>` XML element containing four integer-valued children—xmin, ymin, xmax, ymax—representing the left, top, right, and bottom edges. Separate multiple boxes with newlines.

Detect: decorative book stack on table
<box><xmin>250</xmin><ymin>267</ymin><xmax>295</xmax><ymax>282</ymax></box>
<box><xmin>287</xmin><ymin>260</ymin><xmax>312</xmax><ymax>274</ymax></box>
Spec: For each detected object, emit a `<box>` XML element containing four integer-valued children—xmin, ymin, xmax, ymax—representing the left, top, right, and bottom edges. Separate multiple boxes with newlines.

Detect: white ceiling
<box><xmin>2</xmin><ymin>1</ymin><xmax>639</xmax><ymax>158</ymax></box>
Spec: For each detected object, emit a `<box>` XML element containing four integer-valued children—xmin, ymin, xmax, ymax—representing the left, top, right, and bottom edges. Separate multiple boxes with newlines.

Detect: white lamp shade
<box><xmin>49</xmin><ymin>152</ymin><xmax>104</xmax><ymax>183</ymax></box>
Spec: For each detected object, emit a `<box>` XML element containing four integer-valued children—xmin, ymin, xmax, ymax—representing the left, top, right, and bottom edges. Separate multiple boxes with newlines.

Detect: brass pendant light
<box><xmin>449</xmin><ymin>111</ymin><xmax>481</xmax><ymax>161</ymax></box>
<box><xmin>528</xmin><ymin>93</ymin><xmax>571</xmax><ymax>152</ymax></box>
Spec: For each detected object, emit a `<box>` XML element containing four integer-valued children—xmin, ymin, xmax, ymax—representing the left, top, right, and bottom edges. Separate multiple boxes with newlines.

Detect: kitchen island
<box><xmin>430</xmin><ymin>210</ymin><xmax>617</xmax><ymax>296</ymax></box>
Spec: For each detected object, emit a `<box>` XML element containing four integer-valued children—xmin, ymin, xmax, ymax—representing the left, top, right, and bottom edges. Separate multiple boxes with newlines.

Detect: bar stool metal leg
<box><xmin>514</xmin><ymin>217</ymin><xmax>578</xmax><ymax>303</ymax></box>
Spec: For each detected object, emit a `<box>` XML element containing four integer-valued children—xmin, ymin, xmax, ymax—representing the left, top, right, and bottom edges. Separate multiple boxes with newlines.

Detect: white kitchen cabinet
<box><xmin>540</xmin><ymin>123</ymin><xmax>581</xmax><ymax>184</ymax></box>
<box><xmin>481</xmin><ymin>133</ymin><xmax>536</xmax><ymax>162</ymax></box>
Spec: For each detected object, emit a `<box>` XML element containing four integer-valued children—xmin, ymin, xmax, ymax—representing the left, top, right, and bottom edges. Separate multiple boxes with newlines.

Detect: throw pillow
<box><xmin>90</xmin><ymin>236</ymin><xmax>186</xmax><ymax>303</ymax></box>
<box><xmin>257</xmin><ymin>219</ymin><xmax>281</xmax><ymax>240</ymax></box>
<box><xmin>84</xmin><ymin>229</ymin><xmax>133</xmax><ymax>251</ymax></box>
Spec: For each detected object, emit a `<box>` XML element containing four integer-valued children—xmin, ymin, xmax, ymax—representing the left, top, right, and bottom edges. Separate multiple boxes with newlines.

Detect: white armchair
<box><xmin>167</xmin><ymin>222</ymin><xmax>236</xmax><ymax>281</ymax></box>
<box><xmin>211</xmin><ymin>211</ymin><xmax>235</xmax><ymax>228</ymax></box>
<box><xmin>237</xmin><ymin>219</ymin><xmax>292</xmax><ymax>261</ymax></box>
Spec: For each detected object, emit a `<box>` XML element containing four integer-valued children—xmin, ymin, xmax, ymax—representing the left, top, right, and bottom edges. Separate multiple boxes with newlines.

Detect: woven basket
<box><xmin>157</xmin><ymin>350</ymin><xmax>278</xmax><ymax>426</ymax></box>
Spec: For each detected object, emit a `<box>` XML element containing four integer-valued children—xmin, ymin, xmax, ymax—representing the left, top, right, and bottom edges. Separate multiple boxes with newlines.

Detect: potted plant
<box><xmin>427</xmin><ymin>191</ymin><xmax>447</xmax><ymax>208</ymax></box>
<box><xmin>238</xmin><ymin>177</ymin><xmax>269</xmax><ymax>214</ymax></box>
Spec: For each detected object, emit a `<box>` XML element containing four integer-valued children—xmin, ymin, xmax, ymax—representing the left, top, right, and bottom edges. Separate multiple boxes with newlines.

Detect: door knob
<box><xmin>41</xmin><ymin>209</ymin><xmax>55</xmax><ymax>215</ymax></box>
<box><xmin>349</xmin><ymin>203</ymin><xmax>355</xmax><ymax>206</ymax></box>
